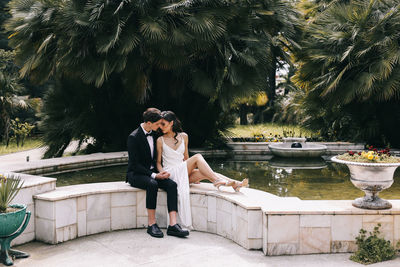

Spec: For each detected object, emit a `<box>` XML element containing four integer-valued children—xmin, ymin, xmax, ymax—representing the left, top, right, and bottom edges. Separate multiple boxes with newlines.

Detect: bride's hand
<box><xmin>156</xmin><ymin>171</ymin><xmax>170</xmax><ymax>179</ymax></box>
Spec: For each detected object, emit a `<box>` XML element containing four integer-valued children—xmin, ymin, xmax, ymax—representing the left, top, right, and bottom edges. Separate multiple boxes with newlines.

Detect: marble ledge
<box><xmin>34</xmin><ymin>182</ymin><xmax>142</xmax><ymax>201</ymax></box>
<box><xmin>262</xmin><ymin>200</ymin><xmax>400</xmax><ymax>215</ymax></box>
<box><xmin>0</xmin><ymin>172</ymin><xmax>56</xmax><ymax>189</ymax></box>
<box><xmin>1</xmin><ymin>152</ymin><xmax>128</xmax><ymax>172</ymax></box>
<box><xmin>41</xmin><ymin>163</ymin><xmax>127</xmax><ymax>176</ymax></box>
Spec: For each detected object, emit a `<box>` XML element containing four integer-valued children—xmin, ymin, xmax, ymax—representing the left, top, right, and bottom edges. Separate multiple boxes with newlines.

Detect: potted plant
<box><xmin>332</xmin><ymin>147</ymin><xmax>400</xmax><ymax>210</ymax></box>
<box><xmin>0</xmin><ymin>174</ymin><xmax>31</xmax><ymax>266</ymax></box>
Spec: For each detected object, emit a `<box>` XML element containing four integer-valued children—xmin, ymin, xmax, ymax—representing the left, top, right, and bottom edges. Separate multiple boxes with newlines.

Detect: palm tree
<box><xmin>293</xmin><ymin>0</ymin><xmax>400</xmax><ymax>146</ymax></box>
<box><xmin>6</xmin><ymin>0</ymin><xmax>300</xmax><ymax>156</ymax></box>
<box><xmin>0</xmin><ymin>0</ymin><xmax>11</xmax><ymax>50</ymax></box>
<box><xmin>295</xmin><ymin>0</ymin><xmax>400</xmax><ymax>104</ymax></box>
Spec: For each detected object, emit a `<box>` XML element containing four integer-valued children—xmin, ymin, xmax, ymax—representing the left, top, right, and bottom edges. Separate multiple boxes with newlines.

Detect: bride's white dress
<box><xmin>161</xmin><ymin>136</ymin><xmax>192</xmax><ymax>228</ymax></box>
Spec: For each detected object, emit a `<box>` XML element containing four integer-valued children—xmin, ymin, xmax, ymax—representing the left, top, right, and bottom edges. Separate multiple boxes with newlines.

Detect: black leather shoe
<box><xmin>167</xmin><ymin>224</ymin><xmax>189</xmax><ymax>237</ymax></box>
<box><xmin>147</xmin><ymin>224</ymin><xmax>164</xmax><ymax>238</ymax></box>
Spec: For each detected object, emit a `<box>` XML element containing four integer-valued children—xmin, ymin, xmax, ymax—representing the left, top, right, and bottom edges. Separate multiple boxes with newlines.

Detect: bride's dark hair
<box><xmin>161</xmin><ymin>111</ymin><xmax>183</xmax><ymax>144</ymax></box>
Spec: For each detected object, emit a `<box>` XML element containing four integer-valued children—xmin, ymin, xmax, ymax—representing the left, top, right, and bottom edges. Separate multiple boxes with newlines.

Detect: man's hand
<box><xmin>156</xmin><ymin>171</ymin><xmax>170</xmax><ymax>179</ymax></box>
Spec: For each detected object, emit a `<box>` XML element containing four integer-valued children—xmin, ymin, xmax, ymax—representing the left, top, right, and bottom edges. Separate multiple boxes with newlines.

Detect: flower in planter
<box><xmin>338</xmin><ymin>148</ymin><xmax>399</xmax><ymax>163</ymax></box>
<box><xmin>0</xmin><ymin>174</ymin><xmax>24</xmax><ymax>213</ymax></box>
<box><xmin>347</xmin><ymin>150</ymin><xmax>355</xmax><ymax>156</ymax></box>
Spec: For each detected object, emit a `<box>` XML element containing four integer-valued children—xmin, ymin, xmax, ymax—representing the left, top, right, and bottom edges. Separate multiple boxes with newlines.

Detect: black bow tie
<box><xmin>145</xmin><ymin>132</ymin><xmax>153</xmax><ymax>137</ymax></box>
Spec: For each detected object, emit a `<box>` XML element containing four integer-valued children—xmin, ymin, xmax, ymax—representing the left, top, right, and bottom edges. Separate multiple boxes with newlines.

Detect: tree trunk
<box><xmin>239</xmin><ymin>104</ymin><xmax>248</xmax><ymax>125</ymax></box>
<box><xmin>3</xmin><ymin>116</ymin><xmax>10</xmax><ymax>147</ymax></box>
<box><xmin>258</xmin><ymin>106</ymin><xmax>264</xmax><ymax>123</ymax></box>
<box><xmin>267</xmin><ymin>59</ymin><xmax>276</xmax><ymax>106</ymax></box>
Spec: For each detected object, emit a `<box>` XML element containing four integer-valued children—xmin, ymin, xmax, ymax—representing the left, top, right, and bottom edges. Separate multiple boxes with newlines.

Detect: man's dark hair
<box><xmin>143</xmin><ymin>108</ymin><xmax>162</xmax><ymax>123</ymax></box>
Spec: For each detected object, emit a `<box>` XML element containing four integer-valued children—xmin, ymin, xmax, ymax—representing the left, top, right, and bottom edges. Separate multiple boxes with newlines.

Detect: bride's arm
<box><xmin>183</xmin><ymin>133</ymin><xmax>189</xmax><ymax>161</ymax></box>
<box><xmin>156</xmin><ymin>138</ymin><xmax>164</xmax><ymax>172</ymax></box>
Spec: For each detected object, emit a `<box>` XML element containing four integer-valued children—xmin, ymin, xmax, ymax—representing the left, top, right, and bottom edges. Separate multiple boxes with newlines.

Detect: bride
<box><xmin>156</xmin><ymin>110</ymin><xmax>248</xmax><ymax>228</ymax></box>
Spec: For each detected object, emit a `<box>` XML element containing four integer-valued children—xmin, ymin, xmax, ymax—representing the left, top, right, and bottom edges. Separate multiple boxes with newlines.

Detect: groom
<box><xmin>126</xmin><ymin>107</ymin><xmax>189</xmax><ymax>238</ymax></box>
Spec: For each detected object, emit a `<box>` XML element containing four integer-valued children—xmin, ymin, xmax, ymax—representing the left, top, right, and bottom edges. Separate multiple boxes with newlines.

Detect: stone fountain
<box><xmin>268</xmin><ymin>137</ymin><xmax>327</xmax><ymax>158</ymax></box>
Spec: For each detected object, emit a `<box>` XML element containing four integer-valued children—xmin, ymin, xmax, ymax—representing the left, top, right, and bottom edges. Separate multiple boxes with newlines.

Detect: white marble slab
<box><xmin>192</xmin><ymin>206</ymin><xmax>207</xmax><ymax>232</ymax></box>
<box><xmin>77</xmin><ymin>211</ymin><xmax>87</xmax><ymax>237</ymax></box>
<box><xmin>331</xmin><ymin>215</ymin><xmax>362</xmax><ymax>241</ymax></box>
<box><xmin>300</xmin><ymin>227</ymin><xmax>331</xmax><ymax>254</ymax></box>
<box><xmin>55</xmin><ymin>199</ymin><xmax>77</xmax><ymax>228</ymax></box>
<box><xmin>111</xmin><ymin>206</ymin><xmax>136</xmax><ymax>230</ymax></box>
<box><xmin>111</xmin><ymin>192</ymin><xmax>136</xmax><ymax>207</ymax></box>
<box><xmin>87</xmin><ymin>218</ymin><xmax>110</xmax><ymax>235</ymax></box>
<box><xmin>267</xmin><ymin>215</ymin><xmax>299</xmax><ymax>243</ymax></box>
<box><xmin>87</xmin><ymin>194</ymin><xmax>110</xmax><ymax>221</ymax></box>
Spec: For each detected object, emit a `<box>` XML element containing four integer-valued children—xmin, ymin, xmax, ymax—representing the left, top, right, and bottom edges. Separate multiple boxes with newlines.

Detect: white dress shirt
<box><xmin>140</xmin><ymin>123</ymin><xmax>157</xmax><ymax>179</ymax></box>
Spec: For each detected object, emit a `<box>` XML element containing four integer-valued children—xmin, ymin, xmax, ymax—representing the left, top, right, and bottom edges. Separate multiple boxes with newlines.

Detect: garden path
<box><xmin>13</xmin><ymin>230</ymin><xmax>400</xmax><ymax>267</ymax></box>
<box><xmin>0</xmin><ymin>140</ymin><xmax>87</xmax><ymax>169</ymax></box>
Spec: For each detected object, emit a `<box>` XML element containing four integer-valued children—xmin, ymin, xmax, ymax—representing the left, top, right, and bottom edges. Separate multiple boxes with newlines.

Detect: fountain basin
<box><xmin>268</xmin><ymin>157</ymin><xmax>327</xmax><ymax>170</ymax></box>
<box><xmin>268</xmin><ymin>142</ymin><xmax>327</xmax><ymax>158</ymax></box>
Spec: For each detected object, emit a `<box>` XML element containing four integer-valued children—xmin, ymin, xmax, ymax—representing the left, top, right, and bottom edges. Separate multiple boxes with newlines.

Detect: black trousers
<box><xmin>127</xmin><ymin>172</ymin><xmax>178</xmax><ymax>212</ymax></box>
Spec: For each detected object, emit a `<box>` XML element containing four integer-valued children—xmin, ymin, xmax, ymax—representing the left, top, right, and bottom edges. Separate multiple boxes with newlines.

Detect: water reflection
<box><xmin>208</xmin><ymin>159</ymin><xmax>400</xmax><ymax>200</ymax></box>
<box><xmin>269</xmin><ymin>157</ymin><xmax>327</xmax><ymax>170</ymax></box>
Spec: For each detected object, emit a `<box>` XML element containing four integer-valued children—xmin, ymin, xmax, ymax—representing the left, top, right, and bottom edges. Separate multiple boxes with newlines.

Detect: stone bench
<box><xmin>33</xmin><ymin>182</ymin><xmax>269</xmax><ymax>250</ymax></box>
<box><xmin>27</xmin><ymin>180</ymin><xmax>400</xmax><ymax>256</ymax></box>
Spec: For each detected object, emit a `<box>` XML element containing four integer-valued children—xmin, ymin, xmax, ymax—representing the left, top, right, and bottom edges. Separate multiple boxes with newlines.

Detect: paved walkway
<box><xmin>0</xmin><ymin>140</ymin><xmax>85</xmax><ymax>168</ymax></box>
<box><xmin>12</xmin><ymin>230</ymin><xmax>400</xmax><ymax>267</ymax></box>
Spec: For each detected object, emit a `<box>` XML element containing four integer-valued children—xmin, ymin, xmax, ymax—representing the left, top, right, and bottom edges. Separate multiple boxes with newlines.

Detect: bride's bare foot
<box><xmin>230</xmin><ymin>178</ymin><xmax>249</xmax><ymax>192</ymax></box>
<box><xmin>213</xmin><ymin>178</ymin><xmax>229</xmax><ymax>191</ymax></box>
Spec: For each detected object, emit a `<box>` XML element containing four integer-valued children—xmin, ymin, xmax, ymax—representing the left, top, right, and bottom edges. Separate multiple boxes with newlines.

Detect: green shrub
<box><xmin>0</xmin><ymin>174</ymin><xmax>23</xmax><ymax>213</ymax></box>
<box><xmin>350</xmin><ymin>224</ymin><xmax>396</xmax><ymax>265</ymax></box>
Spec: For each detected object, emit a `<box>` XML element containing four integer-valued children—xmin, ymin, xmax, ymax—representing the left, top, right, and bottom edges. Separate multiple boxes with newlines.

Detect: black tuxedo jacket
<box><xmin>126</xmin><ymin>126</ymin><xmax>159</xmax><ymax>181</ymax></box>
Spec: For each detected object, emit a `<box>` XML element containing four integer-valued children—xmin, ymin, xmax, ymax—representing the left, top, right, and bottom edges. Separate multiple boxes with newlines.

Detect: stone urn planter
<box><xmin>0</xmin><ymin>174</ymin><xmax>31</xmax><ymax>266</ymax></box>
<box><xmin>0</xmin><ymin>204</ymin><xmax>31</xmax><ymax>266</ymax></box>
<box><xmin>331</xmin><ymin>156</ymin><xmax>400</xmax><ymax>210</ymax></box>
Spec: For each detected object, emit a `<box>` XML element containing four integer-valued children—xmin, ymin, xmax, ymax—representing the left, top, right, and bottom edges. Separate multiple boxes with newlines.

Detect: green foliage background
<box><xmin>2</xmin><ymin>0</ymin><xmax>400</xmax><ymax>153</ymax></box>
<box><xmin>283</xmin><ymin>0</ymin><xmax>400</xmax><ymax>147</ymax></box>
<box><xmin>5</xmin><ymin>0</ymin><xmax>298</xmax><ymax>156</ymax></box>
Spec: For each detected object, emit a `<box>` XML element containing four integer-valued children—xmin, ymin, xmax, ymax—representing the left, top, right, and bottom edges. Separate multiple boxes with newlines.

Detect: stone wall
<box><xmin>263</xmin><ymin>214</ymin><xmax>400</xmax><ymax>255</ymax></box>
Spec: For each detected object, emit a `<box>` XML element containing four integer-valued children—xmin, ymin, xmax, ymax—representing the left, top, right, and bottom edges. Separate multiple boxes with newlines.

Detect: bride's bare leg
<box><xmin>188</xmin><ymin>169</ymin><xmax>204</xmax><ymax>184</ymax></box>
<box><xmin>190</xmin><ymin>168</ymin><xmax>242</xmax><ymax>183</ymax></box>
<box><xmin>186</xmin><ymin>154</ymin><xmax>223</xmax><ymax>184</ymax></box>
<box><xmin>186</xmin><ymin>155</ymin><xmax>248</xmax><ymax>190</ymax></box>
<box><xmin>189</xmin><ymin>169</ymin><xmax>236</xmax><ymax>184</ymax></box>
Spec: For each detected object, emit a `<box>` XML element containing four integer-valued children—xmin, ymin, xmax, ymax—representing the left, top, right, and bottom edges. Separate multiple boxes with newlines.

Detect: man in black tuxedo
<box><xmin>126</xmin><ymin>108</ymin><xmax>189</xmax><ymax>238</ymax></box>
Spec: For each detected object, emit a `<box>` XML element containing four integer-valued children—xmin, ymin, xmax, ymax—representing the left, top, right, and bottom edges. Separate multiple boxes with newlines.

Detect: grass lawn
<box><xmin>0</xmin><ymin>136</ymin><xmax>43</xmax><ymax>155</ymax></box>
<box><xmin>225</xmin><ymin>123</ymin><xmax>316</xmax><ymax>138</ymax></box>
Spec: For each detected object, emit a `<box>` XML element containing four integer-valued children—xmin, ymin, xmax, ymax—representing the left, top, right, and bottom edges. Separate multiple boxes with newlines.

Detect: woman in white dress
<box><xmin>156</xmin><ymin>111</ymin><xmax>248</xmax><ymax>228</ymax></box>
